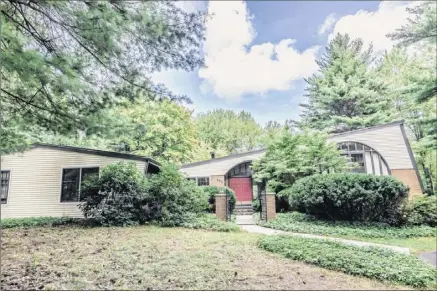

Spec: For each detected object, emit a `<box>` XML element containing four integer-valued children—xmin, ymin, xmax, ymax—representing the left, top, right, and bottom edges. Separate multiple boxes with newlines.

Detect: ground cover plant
<box><xmin>1</xmin><ymin>226</ymin><xmax>405</xmax><ymax>290</ymax></box>
<box><xmin>1</xmin><ymin>217</ymin><xmax>84</xmax><ymax>229</ymax></box>
<box><xmin>181</xmin><ymin>213</ymin><xmax>240</xmax><ymax>232</ymax></box>
<box><xmin>261</xmin><ymin>212</ymin><xmax>435</xmax><ymax>239</ymax></box>
<box><xmin>259</xmin><ymin>235</ymin><xmax>437</xmax><ymax>288</ymax></box>
<box><xmin>283</xmin><ymin>173</ymin><xmax>408</xmax><ymax>224</ymax></box>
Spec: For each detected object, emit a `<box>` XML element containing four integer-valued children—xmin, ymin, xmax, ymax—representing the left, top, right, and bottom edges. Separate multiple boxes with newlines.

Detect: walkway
<box><xmin>418</xmin><ymin>251</ymin><xmax>437</xmax><ymax>267</ymax></box>
<box><xmin>235</xmin><ymin>216</ymin><xmax>410</xmax><ymax>255</ymax></box>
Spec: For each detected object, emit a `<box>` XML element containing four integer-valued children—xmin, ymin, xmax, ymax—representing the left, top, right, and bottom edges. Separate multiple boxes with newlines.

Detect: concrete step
<box><xmin>235</xmin><ymin>215</ymin><xmax>255</xmax><ymax>225</ymax></box>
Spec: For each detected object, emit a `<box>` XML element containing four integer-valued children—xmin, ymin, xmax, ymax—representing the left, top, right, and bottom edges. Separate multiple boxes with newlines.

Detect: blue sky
<box><xmin>153</xmin><ymin>1</ymin><xmax>413</xmax><ymax>126</ymax></box>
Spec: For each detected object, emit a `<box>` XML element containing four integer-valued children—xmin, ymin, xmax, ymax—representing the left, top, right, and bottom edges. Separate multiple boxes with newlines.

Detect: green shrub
<box><xmin>405</xmin><ymin>195</ymin><xmax>437</xmax><ymax>227</ymax></box>
<box><xmin>1</xmin><ymin>217</ymin><xmax>83</xmax><ymax>228</ymax></box>
<box><xmin>146</xmin><ymin>164</ymin><xmax>208</xmax><ymax>226</ymax></box>
<box><xmin>288</xmin><ymin>173</ymin><xmax>409</xmax><ymax>224</ymax></box>
<box><xmin>200</xmin><ymin>186</ymin><xmax>236</xmax><ymax>214</ymax></box>
<box><xmin>80</xmin><ymin>161</ymin><xmax>149</xmax><ymax>226</ymax></box>
<box><xmin>80</xmin><ymin>162</ymin><xmax>208</xmax><ymax>227</ymax></box>
<box><xmin>252</xmin><ymin>198</ymin><xmax>261</xmax><ymax>212</ymax></box>
<box><xmin>181</xmin><ymin>213</ymin><xmax>240</xmax><ymax>232</ymax></box>
<box><xmin>261</xmin><ymin>212</ymin><xmax>435</xmax><ymax>239</ymax></box>
<box><xmin>259</xmin><ymin>236</ymin><xmax>437</xmax><ymax>288</ymax></box>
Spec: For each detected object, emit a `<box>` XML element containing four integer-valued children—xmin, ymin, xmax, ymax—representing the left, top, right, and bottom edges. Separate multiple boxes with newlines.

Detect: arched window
<box><xmin>338</xmin><ymin>142</ymin><xmax>390</xmax><ymax>175</ymax></box>
<box><xmin>228</xmin><ymin>161</ymin><xmax>252</xmax><ymax>177</ymax></box>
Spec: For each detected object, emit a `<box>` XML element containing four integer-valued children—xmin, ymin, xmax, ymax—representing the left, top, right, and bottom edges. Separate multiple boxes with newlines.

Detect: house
<box><xmin>180</xmin><ymin>121</ymin><xmax>423</xmax><ymax>203</ymax></box>
<box><xmin>0</xmin><ymin>144</ymin><xmax>160</xmax><ymax>219</ymax></box>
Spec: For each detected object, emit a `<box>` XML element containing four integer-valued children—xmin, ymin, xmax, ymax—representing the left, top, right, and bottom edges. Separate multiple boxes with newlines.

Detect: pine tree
<box><xmin>300</xmin><ymin>34</ymin><xmax>391</xmax><ymax>133</ymax></box>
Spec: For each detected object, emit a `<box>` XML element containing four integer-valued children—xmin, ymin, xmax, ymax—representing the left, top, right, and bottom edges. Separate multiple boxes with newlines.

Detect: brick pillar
<box><xmin>215</xmin><ymin>193</ymin><xmax>227</xmax><ymax>221</ymax></box>
<box><xmin>266</xmin><ymin>192</ymin><xmax>276</xmax><ymax>221</ymax></box>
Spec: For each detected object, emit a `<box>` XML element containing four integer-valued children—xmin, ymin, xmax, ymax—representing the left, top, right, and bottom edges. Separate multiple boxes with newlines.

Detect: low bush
<box><xmin>80</xmin><ymin>162</ymin><xmax>149</xmax><ymax>226</ymax></box>
<box><xmin>261</xmin><ymin>212</ymin><xmax>435</xmax><ymax>239</ymax></box>
<box><xmin>146</xmin><ymin>164</ymin><xmax>208</xmax><ymax>226</ymax></box>
<box><xmin>404</xmin><ymin>196</ymin><xmax>437</xmax><ymax>227</ymax></box>
<box><xmin>252</xmin><ymin>198</ymin><xmax>261</xmax><ymax>212</ymax></box>
<box><xmin>259</xmin><ymin>236</ymin><xmax>437</xmax><ymax>288</ymax></box>
<box><xmin>80</xmin><ymin>162</ymin><xmax>208</xmax><ymax>227</ymax></box>
<box><xmin>288</xmin><ymin>173</ymin><xmax>409</xmax><ymax>224</ymax></box>
<box><xmin>200</xmin><ymin>186</ymin><xmax>236</xmax><ymax>214</ymax></box>
<box><xmin>1</xmin><ymin>217</ymin><xmax>83</xmax><ymax>228</ymax></box>
<box><xmin>180</xmin><ymin>213</ymin><xmax>240</xmax><ymax>232</ymax></box>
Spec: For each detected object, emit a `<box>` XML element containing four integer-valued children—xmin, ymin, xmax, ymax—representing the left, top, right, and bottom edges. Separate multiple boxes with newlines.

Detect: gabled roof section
<box><xmin>32</xmin><ymin>143</ymin><xmax>160</xmax><ymax>167</ymax></box>
<box><xmin>180</xmin><ymin>149</ymin><xmax>266</xmax><ymax>169</ymax></box>
<box><xmin>329</xmin><ymin>120</ymin><xmax>404</xmax><ymax>137</ymax></box>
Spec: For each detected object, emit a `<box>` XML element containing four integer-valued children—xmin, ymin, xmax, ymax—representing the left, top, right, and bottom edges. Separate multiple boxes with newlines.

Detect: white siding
<box><xmin>328</xmin><ymin>123</ymin><xmax>413</xmax><ymax>170</ymax></box>
<box><xmin>180</xmin><ymin>150</ymin><xmax>266</xmax><ymax>177</ymax></box>
<box><xmin>1</xmin><ymin>147</ymin><xmax>146</xmax><ymax>219</ymax></box>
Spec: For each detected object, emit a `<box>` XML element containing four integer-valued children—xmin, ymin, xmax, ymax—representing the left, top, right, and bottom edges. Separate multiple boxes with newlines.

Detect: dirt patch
<box><xmin>1</xmin><ymin>226</ymin><xmax>407</xmax><ymax>290</ymax></box>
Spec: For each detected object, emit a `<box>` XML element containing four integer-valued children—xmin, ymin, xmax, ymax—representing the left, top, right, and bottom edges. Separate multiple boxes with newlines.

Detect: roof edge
<box><xmin>329</xmin><ymin>120</ymin><xmax>404</xmax><ymax>137</ymax></box>
<box><xmin>31</xmin><ymin>143</ymin><xmax>160</xmax><ymax>166</ymax></box>
<box><xmin>180</xmin><ymin>148</ymin><xmax>266</xmax><ymax>168</ymax></box>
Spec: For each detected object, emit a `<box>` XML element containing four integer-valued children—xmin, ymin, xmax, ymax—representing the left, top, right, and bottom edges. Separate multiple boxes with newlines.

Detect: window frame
<box><xmin>1</xmin><ymin>170</ymin><xmax>11</xmax><ymax>205</ymax></box>
<box><xmin>59</xmin><ymin>165</ymin><xmax>100</xmax><ymax>203</ymax></box>
<box><xmin>196</xmin><ymin>177</ymin><xmax>210</xmax><ymax>186</ymax></box>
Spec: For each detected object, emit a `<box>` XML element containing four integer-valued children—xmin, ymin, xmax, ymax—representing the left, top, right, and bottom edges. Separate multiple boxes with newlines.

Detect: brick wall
<box><xmin>215</xmin><ymin>194</ymin><xmax>227</xmax><ymax>221</ymax></box>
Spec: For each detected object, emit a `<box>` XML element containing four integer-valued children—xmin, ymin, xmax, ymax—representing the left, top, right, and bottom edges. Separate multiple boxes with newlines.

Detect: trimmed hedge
<box><xmin>200</xmin><ymin>186</ymin><xmax>236</xmax><ymax>214</ymax></box>
<box><xmin>261</xmin><ymin>212</ymin><xmax>435</xmax><ymax>239</ymax></box>
<box><xmin>405</xmin><ymin>195</ymin><xmax>437</xmax><ymax>227</ymax></box>
<box><xmin>286</xmin><ymin>173</ymin><xmax>408</xmax><ymax>224</ymax></box>
<box><xmin>259</xmin><ymin>235</ymin><xmax>437</xmax><ymax>288</ymax></box>
<box><xmin>1</xmin><ymin>217</ymin><xmax>84</xmax><ymax>228</ymax></box>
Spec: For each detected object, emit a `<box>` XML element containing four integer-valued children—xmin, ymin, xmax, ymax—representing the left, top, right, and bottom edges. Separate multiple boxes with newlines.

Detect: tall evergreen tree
<box><xmin>0</xmin><ymin>1</ymin><xmax>205</xmax><ymax>152</ymax></box>
<box><xmin>299</xmin><ymin>34</ymin><xmax>390</xmax><ymax>133</ymax></box>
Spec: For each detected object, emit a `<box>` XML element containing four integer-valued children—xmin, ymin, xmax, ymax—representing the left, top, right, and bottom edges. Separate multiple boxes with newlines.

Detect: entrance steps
<box><xmin>235</xmin><ymin>215</ymin><xmax>255</xmax><ymax>225</ymax></box>
<box><xmin>233</xmin><ymin>203</ymin><xmax>253</xmax><ymax>216</ymax></box>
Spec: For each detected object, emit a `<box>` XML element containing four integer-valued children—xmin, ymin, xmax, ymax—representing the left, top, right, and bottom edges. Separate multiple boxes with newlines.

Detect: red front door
<box><xmin>229</xmin><ymin>177</ymin><xmax>252</xmax><ymax>202</ymax></box>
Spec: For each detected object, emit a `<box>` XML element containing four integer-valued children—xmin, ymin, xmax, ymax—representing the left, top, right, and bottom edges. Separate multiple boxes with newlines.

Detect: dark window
<box><xmin>1</xmin><ymin>171</ymin><xmax>10</xmax><ymax>204</ymax></box>
<box><xmin>61</xmin><ymin>167</ymin><xmax>99</xmax><ymax>202</ymax></box>
<box><xmin>197</xmin><ymin>177</ymin><xmax>209</xmax><ymax>186</ymax></box>
<box><xmin>350</xmin><ymin>153</ymin><xmax>365</xmax><ymax>173</ymax></box>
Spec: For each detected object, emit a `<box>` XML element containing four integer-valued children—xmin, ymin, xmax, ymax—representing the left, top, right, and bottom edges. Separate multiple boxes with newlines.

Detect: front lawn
<box><xmin>261</xmin><ymin>212</ymin><xmax>436</xmax><ymax>252</ymax></box>
<box><xmin>1</xmin><ymin>226</ymin><xmax>404</xmax><ymax>290</ymax></box>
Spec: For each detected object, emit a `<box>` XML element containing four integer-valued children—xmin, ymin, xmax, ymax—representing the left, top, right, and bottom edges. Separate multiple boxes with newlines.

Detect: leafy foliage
<box><xmin>287</xmin><ymin>173</ymin><xmax>408</xmax><ymax>224</ymax></box>
<box><xmin>195</xmin><ymin>109</ymin><xmax>263</xmax><ymax>156</ymax></box>
<box><xmin>80</xmin><ymin>162</ymin><xmax>208</xmax><ymax>227</ymax></box>
<box><xmin>146</xmin><ymin>163</ymin><xmax>208</xmax><ymax>226</ymax></box>
<box><xmin>181</xmin><ymin>213</ymin><xmax>240</xmax><ymax>232</ymax></box>
<box><xmin>200</xmin><ymin>186</ymin><xmax>236</xmax><ymax>214</ymax></box>
<box><xmin>299</xmin><ymin>33</ymin><xmax>391</xmax><ymax>133</ymax></box>
<box><xmin>1</xmin><ymin>0</ymin><xmax>205</xmax><ymax>152</ymax></box>
<box><xmin>0</xmin><ymin>217</ymin><xmax>85</xmax><ymax>229</ymax></box>
<box><xmin>259</xmin><ymin>235</ymin><xmax>437</xmax><ymax>288</ymax></box>
<box><xmin>113</xmin><ymin>100</ymin><xmax>197</xmax><ymax>164</ymax></box>
<box><xmin>80</xmin><ymin>162</ymin><xmax>149</xmax><ymax>226</ymax></box>
<box><xmin>404</xmin><ymin>195</ymin><xmax>437</xmax><ymax>227</ymax></box>
<box><xmin>252</xmin><ymin>130</ymin><xmax>347</xmax><ymax>194</ymax></box>
<box><xmin>261</xmin><ymin>212</ymin><xmax>435</xmax><ymax>239</ymax></box>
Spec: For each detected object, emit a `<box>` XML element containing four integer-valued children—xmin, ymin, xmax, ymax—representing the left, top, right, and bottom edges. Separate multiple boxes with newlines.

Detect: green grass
<box><xmin>259</xmin><ymin>235</ymin><xmax>437</xmax><ymax>288</ymax></box>
<box><xmin>0</xmin><ymin>216</ymin><xmax>86</xmax><ymax>228</ymax></box>
<box><xmin>1</xmin><ymin>226</ymin><xmax>404</xmax><ymax>290</ymax></box>
<box><xmin>262</xmin><ymin>212</ymin><xmax>436</xmax><ymax>239</ymax></box>
<box><xmin>362</xmin><ymin>237</ymin><xmax>436</xmax><ymax>254</ymax></box>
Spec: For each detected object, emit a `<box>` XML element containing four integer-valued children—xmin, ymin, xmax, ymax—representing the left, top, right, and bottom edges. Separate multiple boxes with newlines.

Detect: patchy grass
<box><xmin>259</xmin><ymin>236</ymin><xmax>437</xmax><ymax>288</ymax></box>
<box><xmin>363</xmin><ymin>237</ymin><xmax>436</xmax><ymax>254</ymax></box>
<box><xmin>0</xmin><ymin>217</ymin><xmax>87</xmax><ymax>229</ymax></box>
<box><xmin>262</xmin><ymin>212</ymin><xmax>435</xmax><ymax>239</ymax></box>
<box><xmin>1</xmin><ymin>226</ymin><xmax>406</xmax><ymax>290</ymax></box>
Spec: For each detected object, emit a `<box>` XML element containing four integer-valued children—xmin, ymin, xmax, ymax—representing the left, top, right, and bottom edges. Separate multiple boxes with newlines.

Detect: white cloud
<box><xmin>174</xmin><ymin>1</ymin><xmax>207</xmax><ymax>13</ymax></box>
<box><xmin>328</xmin><ymin>1</ymin><xmax>418</xmax><ymax>54</ymax></box>
<box><xmin>198</xmin><ymin>1</ymin><xmax>320</xmax><ymax>101</ymax></box>
<box><xmin>318</xmin><ymin>13</ymin><xmax>336</xmax><ymax>35</ymax></box>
